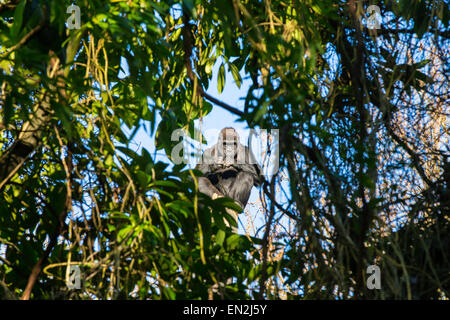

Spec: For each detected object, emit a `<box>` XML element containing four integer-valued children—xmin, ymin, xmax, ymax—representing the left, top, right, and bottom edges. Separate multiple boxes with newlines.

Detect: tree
<box><xmin>0</xmin><ymin>0</ymin><xmax>448</xmax><ymax>299</ymax></box>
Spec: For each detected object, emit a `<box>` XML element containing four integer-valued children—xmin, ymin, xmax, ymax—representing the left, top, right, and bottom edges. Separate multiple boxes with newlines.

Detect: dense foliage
<box><xmin>0</xmin><ymin>0</ymin><xmax>448</xmax><ymax>299</ymax></box>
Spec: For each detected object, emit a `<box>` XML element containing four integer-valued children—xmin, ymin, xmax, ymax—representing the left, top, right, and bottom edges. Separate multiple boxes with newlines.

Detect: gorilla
<box><xmin>195</xmin><ymin>127</ymin><xmax>263</xmax><ymax>212</ymax></box>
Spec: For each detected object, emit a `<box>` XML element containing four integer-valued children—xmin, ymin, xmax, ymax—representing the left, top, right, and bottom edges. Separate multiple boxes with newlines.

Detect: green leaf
<box><xmin>248</xmin><ymin>265</ymin><xmax>261</xmax><ymax>282</ymax></box>
<box><xmin>216</xmin><ymin>229</ymin><xmax>225</xmax><ymax>246</ymax></box>
<box><xmin>414</xmin><ymin>59</ymin><xmax>431</xmax><ymax>69</ymax></box>
<box><xmin>136</xmin><ymin>171</ymin><xmax>149</xmax><ymax>187</ymax></box>
<box><xmin>10</xmin><ymin>0</ymin><xmax>26</xmax><ymax>40</ymax></box>
<box><xmin>150</xmin><ymin>180</ymin><xmax>179</xmax><ymax>189</ymax></box>
<box><xmin>3</xmin><ymin>95</ymin><xmax>13</xmax><ymax>126</ymax></box>
<box><xmin>229</xmin><ymin>62</ymin><xmax>242</xmax><ymax>88</ymax></box>
<box><xmin>118</xmin><ymin>225</ymin><xmax>133</xmax><ymax>243</ymax></box>
<box><xmin>105</xmin><ymin>154</ymin><xmax>114</xmax><ymax>167</ymax></box>
<box><xmin>163</xmin><ymin>287</ymin><xmax>176</xmax><ymax>300</ymax></box>
<box><xmin>254</xmin><ymin>101</ymin><xmax>269</xmax><ymax>122</ymax></box>
<box><xmin>54</xmin><ymin>104</ymin><xmax>73</xmax><ymax>139</ymax></box>
<box><xmin>226</xmin><ymin>234</ymin><xmax>241</xmax><ymax>250</ymax></box>
<box><xmin>214</xmin><ymin>197</ymin><xmax>242</xmax><ymax>212</ymax></box>
<box><xmin>217</xmin><ymin>63</ymin><xmax>225</xmax><ymax>94</ymax></box>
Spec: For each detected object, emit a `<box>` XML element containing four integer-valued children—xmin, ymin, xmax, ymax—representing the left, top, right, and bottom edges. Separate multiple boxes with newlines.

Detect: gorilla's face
<box><xmin>218</xmin><ymin>128</ymin><xmax>239</xmax><ymax>166</ymax></box>
<box><xmin>222</xmin><ymin>139</ymin><xmax>237</xmax><ymax>165</ymax></box>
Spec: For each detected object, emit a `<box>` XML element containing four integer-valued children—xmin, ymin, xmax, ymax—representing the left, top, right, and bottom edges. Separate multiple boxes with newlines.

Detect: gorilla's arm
<box><xmin>237</xmin><ymin>145</ymin><xmax>264</xmax><ymax>186</ymax></box>
<box><xmin>195</xmin><ymin>147</ymin><xmax>224</xmax><ymax>198</ymax></box>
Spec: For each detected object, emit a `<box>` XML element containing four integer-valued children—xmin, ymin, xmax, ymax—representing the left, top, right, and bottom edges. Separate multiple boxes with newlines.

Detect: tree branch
<box><xmin>200</xmin><ymin>91</ymin><xmax>244</xmax><ymax>117</ymax></box>
<box><xmin>21</xmin><ymin>140</ymin><xmax>73</xmax><ymax>300</ymax></box>
<box><xmin>5</xmin><ymin>18</ymin><xmax>45</xmax><ymax>56</ymax></box>
<box><xmin>0</xmin><ymin>15</ymin><xmax>84</xmax><ymax>190</ymax></box>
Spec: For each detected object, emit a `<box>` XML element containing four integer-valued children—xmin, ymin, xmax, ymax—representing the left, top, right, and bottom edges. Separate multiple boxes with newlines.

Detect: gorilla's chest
<box><xmin>207</xmin><ymin>166</ymin><xmax>239</xmax><ymax>185</ymax></box>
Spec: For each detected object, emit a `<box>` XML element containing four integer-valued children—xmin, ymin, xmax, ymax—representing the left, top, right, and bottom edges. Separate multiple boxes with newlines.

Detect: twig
<box><xmin>4</xmin><ymin>10</ymin><xmax>46</xmax><ymax>57</ymax></box>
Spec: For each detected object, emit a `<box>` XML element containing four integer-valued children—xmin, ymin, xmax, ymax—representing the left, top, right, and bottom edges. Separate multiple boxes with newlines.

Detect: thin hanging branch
<box><xmin>258</xmin><ymin>175</ymin><xmax>276</xmax><ymax>299</ymax></box>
